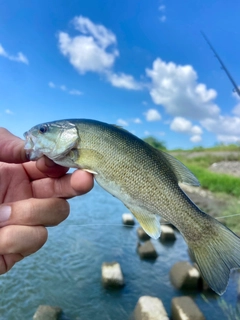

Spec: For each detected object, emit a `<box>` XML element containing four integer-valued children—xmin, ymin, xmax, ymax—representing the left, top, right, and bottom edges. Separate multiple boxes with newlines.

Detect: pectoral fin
<box><xmin>129</xmin><ymin>207</ymin><xmax>161</xmax><ymax>239</ymax></box>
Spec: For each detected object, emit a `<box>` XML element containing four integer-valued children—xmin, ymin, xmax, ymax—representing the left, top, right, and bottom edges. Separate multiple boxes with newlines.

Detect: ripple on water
<box><xmin>0</xmin><ymin>184</ymin><xmax>238</xmax><ymax>319</ymax></box>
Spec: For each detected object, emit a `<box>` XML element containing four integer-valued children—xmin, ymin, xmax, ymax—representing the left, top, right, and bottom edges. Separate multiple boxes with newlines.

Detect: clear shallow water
<box><xmin>0</xmin><ymin>184</ymin><xmax>239</xmax><ymax>320</ymax></box>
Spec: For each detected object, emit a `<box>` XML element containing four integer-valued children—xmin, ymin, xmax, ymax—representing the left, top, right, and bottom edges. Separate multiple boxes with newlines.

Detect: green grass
<box><xmin>171</xmin><ymin>143</ymin><xmax>240</xmax><ymax>152</ymax></box>
<box><xmin>186</xmin><ymin>164</ymin><xmax>240</xmax><ymax>197</ymax></box>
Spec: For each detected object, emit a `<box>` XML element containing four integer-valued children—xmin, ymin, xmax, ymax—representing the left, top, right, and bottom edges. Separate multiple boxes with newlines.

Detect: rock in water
<box><xmin>171</xmin><ymin>296</ymin><xmax>205</xmax><ymax>320</ymax></box>
<box><xmin>170</xmin><ymin>261</ymin><xmax>201</xmax><ymax>291</ymax></box>
<box><xmin>137</xmin><ymin>241</ymin><xmax>158</xmax><ymax>259</ymax></box>
<box><xmin>137</xmin><ymin>227</ymin><xmax>150</xmax><ymax>241</ymax></box>
<box><xmin>101</xmin><ymin>262</ymin><xmax>124</xmax><ymax>287</ymax></box>
<box><xmin>134</xmin><ymin>296</ymin><xmax>169</xmax><ymax>320</ymax></box>
<box><xmin>122</xmin><ymin>213</ymin><xmax>135</xmax><ymax>226</ymax></box>
<box><xmin>33</xmin><ymin>305</ymin><xmax>62</xmax><ymax>320</ymax></box>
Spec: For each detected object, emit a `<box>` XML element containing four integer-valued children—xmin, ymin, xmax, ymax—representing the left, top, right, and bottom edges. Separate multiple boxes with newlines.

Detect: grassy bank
<box><xmin>170</xmin><ymin>152</ymin><xmax>240</xmax><ymax>197</ymax></box>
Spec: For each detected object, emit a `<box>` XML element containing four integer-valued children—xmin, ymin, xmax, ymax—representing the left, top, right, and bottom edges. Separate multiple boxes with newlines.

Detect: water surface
<box><xmin>0</xmin><ymin>184</ymin><xmax>239</xmax><ymax>319</ymax></box>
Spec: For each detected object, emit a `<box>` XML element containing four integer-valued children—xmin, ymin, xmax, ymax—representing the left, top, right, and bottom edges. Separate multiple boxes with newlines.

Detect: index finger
<box><xmin>0</xmin><ymin>128</ymin><xmax>27</xmax><ymax>163</ymax></box>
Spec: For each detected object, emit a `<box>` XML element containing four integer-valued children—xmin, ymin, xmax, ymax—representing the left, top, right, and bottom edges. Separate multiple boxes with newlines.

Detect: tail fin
<box><xmin>188</xmin><ymin>220</ymin><xmax>240</xmax><ymax>295</ymax></box>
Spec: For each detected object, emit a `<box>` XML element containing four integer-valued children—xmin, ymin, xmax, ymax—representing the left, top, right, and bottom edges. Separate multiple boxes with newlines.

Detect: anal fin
<box><xmin>129</xmin><ymin>207</ymin><xmax>161</xmax><ymax>239</ymax></box>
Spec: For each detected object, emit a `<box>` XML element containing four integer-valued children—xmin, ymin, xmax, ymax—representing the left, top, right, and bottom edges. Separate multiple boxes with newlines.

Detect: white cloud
<box><xmin>58</xmin><ymin>16</ymin><xmax>143</xmax><ymax>91</ymax></box>
<box><xmin>69</xmin><ymin>89</ymin><xmax>82</xmax><ymax>95</ymax></box>
<box><xmin>159</xmin><ymin>5</ymin><xmax>165</xmax><ymax>11</ymax></box>
<box><xmin>144</xmin><ymin>109</ymin><xmax>161</xmax><ymax>122</ymax></box>
<box><xmin>233</xmin><ymin>103</ymin><xmax>240</xmax><ymax>116</ymax></box>
<box><xmin>58</xmin><ymin>16</ymin><xmax>118</xmax><ymax>74</ymax></box>
<box><xmin>48</xmin><ymin>82</ymin><xmax>82</xmax><ymax>96</ymax></box>
<box><xmin>201</xmin><ymin>115</ymin><xmax>240</xmax><ymax>140</ymax></box>
<box><xmin>144</xmin><ymin>130</ymin><xmax>150</xmax><ymax>135</ymax></box>
<box><xmin>170</xmin><ymin>117</ymin><xmax>203</xmax><ymax>142</ymax></box>
<box><xmin>106</xmin><ymin>72</ymin><xmax>142</xmax><ymax>90</ymax></box>
<box><xmin>159</xmin><ymin>16</ymin><xmax>166</xmax><ymax>22</ymax></box>
<box><xmin>142</xmin><ymin>101</ymin><xmax>148</xmax><ymax>105</ymax></box>
<box><xmin>5</xmin><ymin>109</ymin><xmax>14</xmax><ymax>115</ymax></box>
<box><xmin>190</xmin><ymin>135</ymin><xmax>202</xmax><ymax>143</ymax></box>
<box><xmin>146</xmin><ymin>58</ymin><xmax>219</xmax><ymax>120</ymax></box>
<box><xmin>0</xmin><ymin>43</ymin><xmax>28</xmax><ymax>64</ymax></box>
<box><xmin>116</xmin><ymin>118</ymin><xmax>128</xmax><ymax>126</ymax></box>
<box><xmin>133</xmin><ymin>118</ymin><xmax>142</xmax><ymax>124</ymax></box>
<box><xmin>217</xmin><ymin>135</ymin><xmax>240</xmax><ymax>144</ymax></box>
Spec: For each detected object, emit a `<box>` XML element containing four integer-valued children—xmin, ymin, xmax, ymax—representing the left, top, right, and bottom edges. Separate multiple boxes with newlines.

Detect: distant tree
<box><xmin>143</xmin><ymin>136</ymin><xmax>167</xmax><ymax>150</ymax></box>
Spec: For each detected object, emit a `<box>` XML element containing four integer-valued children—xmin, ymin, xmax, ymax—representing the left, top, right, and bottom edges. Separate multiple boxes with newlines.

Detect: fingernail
<box><xmin>44</xmin><ymin>156</ymin><xmax>56</xmax><ymax>168</ymax></box>
<box><xmin>0</xmin><ymin>206</ymin><xmax>11</xmax><ymax>222</ymax></box>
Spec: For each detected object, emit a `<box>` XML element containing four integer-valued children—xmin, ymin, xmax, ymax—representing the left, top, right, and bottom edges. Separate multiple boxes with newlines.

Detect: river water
<box><xmin>0</xmin><ymin>184</ymin><xmax>239</xmax><ymax>319</ymax></box>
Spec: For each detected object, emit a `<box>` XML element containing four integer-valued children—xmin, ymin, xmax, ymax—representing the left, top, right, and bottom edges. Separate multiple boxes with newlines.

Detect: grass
<box><xmin>186</xmin><ymin>164</ymin><xmax>240</xmax><ymax>197</ymax></box>
<box><xmin>171</xmin><ymin>143</ymin><xmax>240</xmax><ymax>152</ymax></box>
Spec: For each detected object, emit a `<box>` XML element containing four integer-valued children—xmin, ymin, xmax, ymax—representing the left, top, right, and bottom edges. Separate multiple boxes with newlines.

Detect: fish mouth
<box><xmin>24</xmin><ymin>131</ymin><xmax>43</xmax><ymax>161</ymax></box>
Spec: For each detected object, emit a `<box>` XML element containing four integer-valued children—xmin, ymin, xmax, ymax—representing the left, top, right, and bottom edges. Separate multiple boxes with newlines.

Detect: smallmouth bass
<box><xmin>24</xmin><ymin>119</ymin><xmax>240</xmax><ymax>295</ymax></box>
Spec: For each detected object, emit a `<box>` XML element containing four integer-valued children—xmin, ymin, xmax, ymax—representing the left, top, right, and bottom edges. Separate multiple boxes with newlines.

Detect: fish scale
<box><xmin>24</xmin><ymin>118</ymin><xmax>240</xmax><ymax>295</ymax></box>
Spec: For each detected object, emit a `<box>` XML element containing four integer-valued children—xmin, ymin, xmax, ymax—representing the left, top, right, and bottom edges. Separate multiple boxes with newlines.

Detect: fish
<box><xmin>24</xmin><ymin>118</ymin><xmax>240</xmax><ymax>295</ymax></box>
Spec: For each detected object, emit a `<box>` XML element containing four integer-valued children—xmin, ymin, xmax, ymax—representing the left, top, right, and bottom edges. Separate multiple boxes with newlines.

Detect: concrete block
<box><xmin>170</xmin><ymin>261</ymin><xmax>201</xmax><ymax>290</ymax></box>
<box><xmin>134</xmin><ymin>296</ymin><xmax>169</xmax><ymax>320</ymax></box>
<box><xmin>101</xmin><ymin>262</ymin><xmax>124</xmax><ymax>287</ymax></box>
<box><xmin>160</xmin><ymin>225</ymin><xmax>176</xmax><ymax>242</ymax></box>
<box><xmin>137</xmin><ymin>227</ymin><xmax>150</xmax><ymax>241</ymax></box>
<box><xmin>122</xmin><ymin>213</ymin><xmax>135</xmax><ymax>225</ymax></box>
<box><xmin>171</xmin><ymin>296</ymin><xmax>205</xmax><ymax>320</ymax></box>
<box><xmin>137</xmin><ymin>241</ymin><xmax>158</xmax><ymax>259</ymax></box>
<box><xmin>33</xmin><ymin>305</ymin><xmax>62</xmax><ymax>320</ymax></box>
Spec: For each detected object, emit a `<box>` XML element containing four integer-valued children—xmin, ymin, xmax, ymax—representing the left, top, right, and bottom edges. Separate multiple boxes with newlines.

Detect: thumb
<box><xmin>0</xmin><ymin>128</ymin><xmax>27</xmax><ymax>163</ymax></box>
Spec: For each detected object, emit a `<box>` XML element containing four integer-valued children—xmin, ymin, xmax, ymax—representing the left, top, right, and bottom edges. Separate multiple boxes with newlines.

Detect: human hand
<box><xmin>0</xmin><ymin>128</ymin><xmax>93</xmax><ymax>274</ymax></box>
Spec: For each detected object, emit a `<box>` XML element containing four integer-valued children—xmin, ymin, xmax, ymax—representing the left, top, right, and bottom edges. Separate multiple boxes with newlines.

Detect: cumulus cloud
<box><xmin>106</xmin><ymin>72</ymin><xmax>142</xmax><ymax>90</ymax></box>
<box><xmin>144</xmin><ymin>109</ymin><xmax>161</xmax><ymax>121</ymax></box>
<box><xmin>190</xmin><ymin>135</ymin><xmax>202</xmax><ymax>143</ymax></box>
<box><xmin>170</xmin><ymin>117</ymin><xmax>203</xmax><ymax>142</ymax></box>
<box><xmin>58</xmin><ymin>16</ymin><xmax>118</xmax><ymax>74</ymax></box>
<box><xmin>0</xmin><ymin>43</ymin><xmax>28</xmax><ymax>64</ymax></box>
<box><xmin>201</xmin><ymin>115</ymin><xmax>240</xmax><ymax>143</ymax></box>
<box><xmin>116</xmin><ymin>118</ymin><xmax>128</xmax><ymax>126</ymax></box>
<box><xmin>146</xmin><ymin>58</ymin><xmax>219</xmax><ymax>120</ymax></box>
<box><xmin>48</xmin><ymin>81</ymin><xmax>82</xmax><ymax>95</ymax></box>
<box><xmin>58</xmin><ymin>16</ymin><xmax>141</xmax><ymax>90</ymax></box>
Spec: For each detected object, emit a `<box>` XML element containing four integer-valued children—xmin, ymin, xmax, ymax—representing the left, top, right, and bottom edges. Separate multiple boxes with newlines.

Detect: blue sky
<box><xmin>1</xmin><ymin>0</ymin><xmax>240</xmax><ymax>149</ymax></box>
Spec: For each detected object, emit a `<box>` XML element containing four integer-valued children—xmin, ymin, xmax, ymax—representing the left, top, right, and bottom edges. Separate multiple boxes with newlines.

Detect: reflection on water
<box><xmin>0</xmin><ymin>184</ymin><xmax>239</xmax><ymax>319</ymax></box>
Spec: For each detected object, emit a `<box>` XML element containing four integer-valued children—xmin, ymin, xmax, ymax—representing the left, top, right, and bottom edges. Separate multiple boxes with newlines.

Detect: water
<box><xmin>0</xmin><ymin>184</ymin><xmax>239</xmax><ymax>319</ymax></box>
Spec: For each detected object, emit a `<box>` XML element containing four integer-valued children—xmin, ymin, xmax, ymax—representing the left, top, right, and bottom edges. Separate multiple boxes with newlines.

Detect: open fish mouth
<box><xmin>23</xmin><ymin>131</ymin><xmax>44</xmax><ymax>160</ymax></box>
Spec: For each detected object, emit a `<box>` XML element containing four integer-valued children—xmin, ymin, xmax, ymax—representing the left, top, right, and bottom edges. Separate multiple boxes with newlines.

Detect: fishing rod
<box><xmin>201</xmin><ymin>31</ymin><xmax>240</xmax><ymax>98</ymax></box>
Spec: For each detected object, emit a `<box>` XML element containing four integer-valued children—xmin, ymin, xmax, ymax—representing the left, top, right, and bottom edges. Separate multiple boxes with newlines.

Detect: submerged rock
<box><xmin>160</xmin><ymin>225</ymin><xmax>176</xmax><ymax>242</ymax></box>
<box><xmin>137</xmin><ymin>240</ymin><xmax>158</xmax><ymax>259</ymax></box>
<box><xmin>137</xmin><ymin>227</ymin><xmax>150</xmax><ymax>241</ymax></box>
<box><xmin>134</xmin><ymin>296</ymin><xmax>169</xmax><ymax>320</ymax></box>
<box><xmin>171</xmin><ymin>296</ymin><xmax>205</xmax><ymax>320</ymax></box>
<box><xmin>169</xmin><ymin>261</ymin><xmax>201</xmax><ymax>291</ymax></box>
<box><xmin>33</xmin><ymin>305</ymin><xmax>62</xmax><ymax>320</ymax></box>
<box><xmin>122</xmin><ymin>213</ymin><xmax>135</xmax><ymax>226</ymax></box>
<box><xmin>101</xmin><ymin>261</ymin><xmax>124</xmax><ymax>287</ymax></box>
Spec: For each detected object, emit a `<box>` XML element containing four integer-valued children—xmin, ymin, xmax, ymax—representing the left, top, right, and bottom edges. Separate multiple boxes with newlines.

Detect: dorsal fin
<box><xmin>149</xmin><ymin>146</ymin><xmax>200</xmax><ymax>186</ymax></box>
<box><xmin>161</xmin><ymin>151</ymin><xmax>200</xmax><ymax>186</ymax></box>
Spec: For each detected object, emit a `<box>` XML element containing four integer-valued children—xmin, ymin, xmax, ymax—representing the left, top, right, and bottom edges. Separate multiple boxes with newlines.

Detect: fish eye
<box><xmin>39</xmin><ymin>125</ymin><xmax>48</xmax><ymax>134</ymax></box>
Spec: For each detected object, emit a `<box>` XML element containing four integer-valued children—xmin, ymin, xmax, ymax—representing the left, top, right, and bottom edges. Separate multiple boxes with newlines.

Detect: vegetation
<box><xmin>143</xmin><ymin>136</ymin><xmax>167</xmax><ymax>150</ymax></box>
